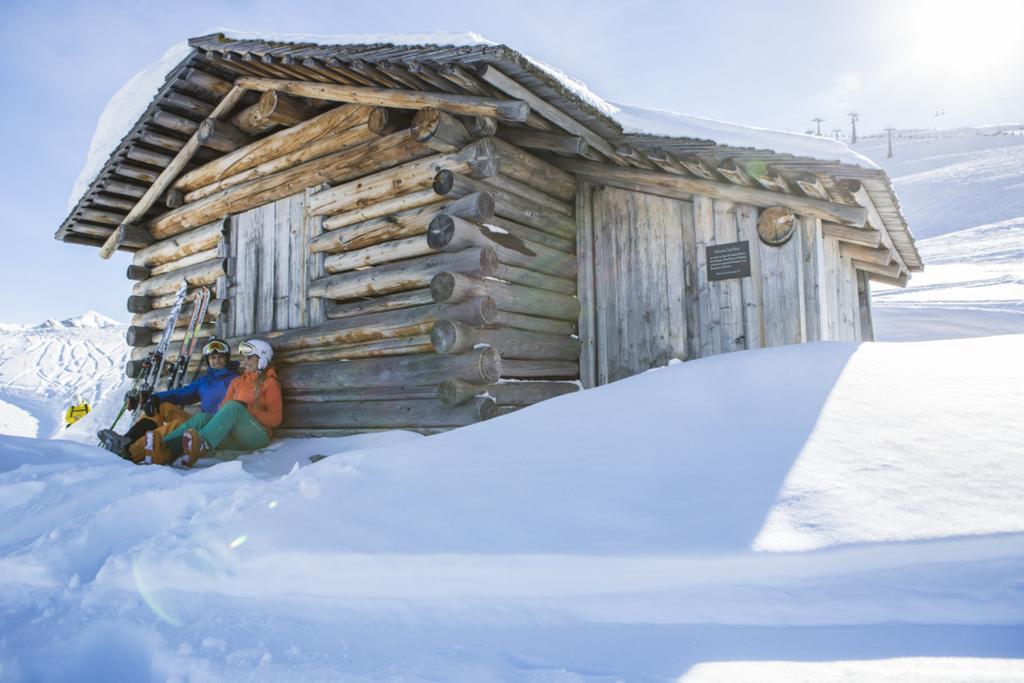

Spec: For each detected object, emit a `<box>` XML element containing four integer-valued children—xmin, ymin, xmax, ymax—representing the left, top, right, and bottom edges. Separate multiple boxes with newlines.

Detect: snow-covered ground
<box><xmin>2</xmin><ymin>127</ymin><xmax>1022</xmax><ymax>680</ymax></box>
<box><xmin>0</xmin><ymin>312</ymin><xmax>129</xmax><ymax>439</ymax></box>
<box><xmin>1</xmin><ymin>335</ymin><xmax>1021</xmax><ymax>681</ymax></box>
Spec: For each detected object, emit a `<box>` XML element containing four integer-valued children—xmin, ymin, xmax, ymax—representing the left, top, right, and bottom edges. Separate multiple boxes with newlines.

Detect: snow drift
<box><xmin>0</xmin><ymin>335</ymin><xmax>1021</xmax><ymax>680</ymax></box>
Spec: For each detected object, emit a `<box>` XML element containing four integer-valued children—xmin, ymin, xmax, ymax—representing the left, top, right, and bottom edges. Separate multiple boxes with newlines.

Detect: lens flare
<box><xmin>131</xmin><ymin>558</ymin><xmax>183</xmax><ymax>626</ymax></box>
<box><xmin>268</xmin><ymin>500</ymin><xmax>278</xmax><ymax>509</ymax></box>
<box><xmin>229</xmin><ymin>535</ymin><xmax>248</xmax><ymax>549</ymax></box>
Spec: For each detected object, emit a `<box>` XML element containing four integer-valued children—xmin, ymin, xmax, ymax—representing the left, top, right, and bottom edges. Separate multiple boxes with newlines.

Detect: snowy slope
<box><xmin>0</xmin><ymin>312</ymin><xmax>129</xmax><ymax>439</ymax></box>
<box><xmin>0</xmin><ymin>336</ymin><xmax>1021</xmax><ymax>681</ymax></box>
<box><xmin>859</xmin><ymin>130</ymin><xmax>1024</xmax><ymax>240</ymax></box>
<box><xmin>853</xmin><ymin>129</ymin><xmax>1024</xmax><ymax>341</ymax></box>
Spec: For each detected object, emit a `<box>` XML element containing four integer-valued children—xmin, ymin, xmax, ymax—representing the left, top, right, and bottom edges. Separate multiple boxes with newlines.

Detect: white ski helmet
<box><xmin>238</xmin><ymin>339</ymin><xmax>273</xmax><ymax>371</ymax></box>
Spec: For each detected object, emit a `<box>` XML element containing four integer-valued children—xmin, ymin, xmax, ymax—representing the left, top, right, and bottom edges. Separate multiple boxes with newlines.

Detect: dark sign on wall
<box><xmin>706</xmin><ymin>241</ymin><xmax>752</xmax><ymax>281</ymax></box>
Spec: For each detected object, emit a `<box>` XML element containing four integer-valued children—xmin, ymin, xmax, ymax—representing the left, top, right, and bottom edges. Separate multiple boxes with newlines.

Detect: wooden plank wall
<box><xmin>230</xmin><ymin>191</ymin><xmax>321</xmax><ymax>337</ymax></box>
<box><xmin>584</xmin><ymin>187</ymin><xmax>870</xmax><ymax>385</ymax></box>
<box><xmin>591</xmin><ymin>186</ymin><xmax>688</xmax><ymax>383</ymax></box>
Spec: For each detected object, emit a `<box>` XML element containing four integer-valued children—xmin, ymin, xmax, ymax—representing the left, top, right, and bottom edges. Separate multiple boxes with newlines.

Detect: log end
<box><xmin>411</xmin><ymin>107</ymin><xmax>442</xmax><ymax>143</ymax></box>
<box><xmin>430</xmin><ymin>271</ymin><xmax>457</xmax><ymax>303</ymax></box>
<box><xmin>126</xmin><ymin>295</ymin><xmax>152</xmax><ymax>314</ymax></box>
<box><xmin>478</xmin><ymin>346</ymin><xmax>502</xmax><ymax>384</ymax></box>
<box><xmin>126</xmin><ymin>265</ymin><xmax>151</xmax><ymax>281</ymax></box>
<box><xmin>433</xmin><ymin>169</ymin><xmax>455</xmax><ymax>195</ymax></box>
<box><xmin>125</xmin><ymin>359</ymin><xmax>146</xmax><ymax>379</ymax></box>
<box><xmin>478</xmin><ymin>396</ymin><xmax>498</xmax><ymax>421</ymax></box>
<box><xmin>430</xmin><ymin>319</ymin><xmax>470</xmax><ymax>355</ymax></box>
<box><xmin>426</xmin><ymin>214</ymin><xmax>456</xmax><ymax>251</ymax></box>
<box><xmin>467</xmin><ymin>137</ymin><xmax>499</xmax><ymax>179</ymax></box>
<box><xmin>126</xmin><ymin>326</ymin><xmax>152</xmax><ymax>348</ymax></box>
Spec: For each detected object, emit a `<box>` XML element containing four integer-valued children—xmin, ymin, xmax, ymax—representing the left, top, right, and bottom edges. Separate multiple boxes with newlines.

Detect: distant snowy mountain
<box><xmin>0</xmin><ymin>314</ymin><xmax>130</xmax><ymax>439</ymax></box>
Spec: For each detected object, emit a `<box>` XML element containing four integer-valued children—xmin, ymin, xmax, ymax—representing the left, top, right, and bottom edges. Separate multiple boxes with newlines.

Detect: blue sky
<box><xmin>1</xmin><ymin>0</ymin><xmax>1021</xmax><ymax>324</ymax></box>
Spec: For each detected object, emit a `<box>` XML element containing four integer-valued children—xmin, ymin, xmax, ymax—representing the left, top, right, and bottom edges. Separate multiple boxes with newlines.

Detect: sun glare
<box><xmin>899</xmin><ymin>0</ymin><xmax>1024</xmax><ymax>77</ymax></box>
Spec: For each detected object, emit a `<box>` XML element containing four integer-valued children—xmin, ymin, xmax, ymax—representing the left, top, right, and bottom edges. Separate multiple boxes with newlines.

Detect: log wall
<box><xmin>128</xmin><ymin>111</ymin><xmax>581</xmax><ymax>434</ymax></box>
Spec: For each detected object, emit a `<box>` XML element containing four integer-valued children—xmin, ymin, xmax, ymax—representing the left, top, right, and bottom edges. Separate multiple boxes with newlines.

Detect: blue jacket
<box><xmin>155</xmin><ymin>362</ymin><xmax>240</xmax><ymax>415</ymax></box>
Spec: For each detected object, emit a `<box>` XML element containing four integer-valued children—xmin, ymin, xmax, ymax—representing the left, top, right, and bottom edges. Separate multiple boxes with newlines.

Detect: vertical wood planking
<box><xmin>821</xmin><ymin>237</ymin><xmax>842</xmax><ymax>340</ymax></box>
<box><xmin>592</xmin><ymin>187</ymin><xmax>619</xmax><ymax>384</ymax></box>
<box><xmin>759</xmin><ymin>219</ymin><xmax>805</xmax><ymax>347</ymax></box>
<box><xmin>681</xmin><ymin>199</ymin><xmax>700</xmax><ymax>360</ymax></box>
<box><xmin>711</xmin><ymin>199</ymin><xmax>744</xmax><ymax>352</ymax></box>
<box><xmin>306</xmin><ymin>185</ymin><xmax>327</xmax><ymax>327</ymax></box>
<box><xmin>273</xmin><ymin>196</ymin><xmax>292</xmax><ymax>331</ymax></box>
<box><xmin>575</xmin><ymin>180</ymin><xmax>598</xmax><ymax>388</ymax></box>
<box><xmin>857</xmin><ymin>270</ymin><xmax>875</xmax><ymax>342</ymax></box>
<box><xmin>215</xmin><ymin>218</ymin><xmax>230</xmax><ymax>338</ymax></box>
<box><xmin>693</xmin><ymin>195</ymin><xmax>720</xmax><ymax>358</ymax></box>
<box><xmin>800</xmin><ymin>216</ymin><xmax>826</xmax><ymax>342</ymax></box>
<box><xmin>255</xmin><ymin>202</ymin><xmax>276</xmax><ymax>334</ymax></box>
<box><xmin>735</xmin><ymin>203</ymin><xmax>764</xmax><ymax>350</ymax></box>
<box><xmin>841</xmin><ymin>255</ymin><xmax>859</xmax><ymax>340</ymax></box>
<box><xmin>287</xmin><ymin>192</ymin><xmax>308</xmax><ymax>329</ymax></box>
<box><xmin>235</xmin><ymin>209</ymin><xmax>258</xmax><ymax>337</ymax></box>
<box><xmin>663</xmin><ymin>198</ymin><xmax>689</xmax><ymax>362</ymax></box>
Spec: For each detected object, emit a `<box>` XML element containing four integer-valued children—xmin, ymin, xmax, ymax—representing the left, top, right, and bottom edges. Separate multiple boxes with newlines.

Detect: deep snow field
<box><xmin>1</xmin><ymin>335</ymin><xmax>1022</xmax><ymax>681</ymax></box>
<box><xmin>1</xmin><ymin>128</ymin><xmax>1023</xmax><ymax>680</ymax></box>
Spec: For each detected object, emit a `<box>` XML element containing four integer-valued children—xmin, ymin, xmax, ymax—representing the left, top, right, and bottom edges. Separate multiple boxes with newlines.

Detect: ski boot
<box><xmin>97</xmin><ymin>429</ymin><xmax>132</xmax><ymax>459</ymax></box>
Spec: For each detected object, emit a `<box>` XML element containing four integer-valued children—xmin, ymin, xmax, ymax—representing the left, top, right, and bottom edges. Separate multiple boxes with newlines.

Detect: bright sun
<box><xmin>896</xmin><ymin>0</ymin><xmax>1024</xmax><ymax>78</ymax></box>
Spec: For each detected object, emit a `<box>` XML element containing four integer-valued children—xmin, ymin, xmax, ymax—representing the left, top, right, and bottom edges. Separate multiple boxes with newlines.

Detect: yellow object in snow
<box><xmin>64</xmin><ymin>403</ymin><xmax>90</xmax><ymax>428</ymax></box>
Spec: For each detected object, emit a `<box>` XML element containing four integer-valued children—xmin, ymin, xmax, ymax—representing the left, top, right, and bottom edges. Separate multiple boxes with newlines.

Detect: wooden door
<box><xmin>589</xmin><ymin>186</ymin><xmax>689</xmax><ymax>384</ymax></box>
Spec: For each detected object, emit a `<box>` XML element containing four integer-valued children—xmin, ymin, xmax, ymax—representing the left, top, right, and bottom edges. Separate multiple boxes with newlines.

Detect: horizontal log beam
<box><xmin>431</xmin><ymin>271</ymin><xmax>580</xmax><ymax>321</ymax></box>
<box><xmin>497</xmin><ymin>128</ymin><xmax>589</xmax><ymax>157</ymax></box>
<box><xmin>277</xmin><ymin>346</ymin><xmax>502</xmax><ymax>391</ymax></box>
<box><xmin>556</xmin><ymin>158</ymin><xmax>868</xmax><ymax>227</ymax></box>
<box><xmin>840</xmin><ymin>242</ymin><xmax>893</xmax><ymax>266</ymax></box>
<box><xmin>325</xmin><ymin>289</ymin><xmax>435</xmax><ymax>320</ymax></box>
<box><xmin>431</xmin><ymin>319</ymin><xmax>580</xmax><ymax>360</ymax></box>
<box><xmin>307</xmin><ymin>138</ymin><xmax>498</xmax><ymax>216</ymax></box>
<box><xmin>266</xmin><ymin>297</ymin><xmax>496</xmax><ymax>352</ymax></box>
<box><xmin>822</xmin><ymin>222</ymin><xmax>882</xmax><ymax>248</ymax></box>
<box><xmin>309</xmin><ymin>247</ymin><xmax>497</xmax><ymax>301</ymax></box>
<box><xmin>437</xmin><ymin>379</ymin><xmax>578</xmax><ymax>407</ymax></box>
<box><xmin>174</xmin><ymin>104</ymin><xmax>373</xmax><ymax>193</ymax></box>
<box><xmin>427</xmin><ymin>214</ymin><xmax>578</xmax><ymax>279</ymax></box>
<box><xmin>279</xmin><ymin>397</ymin><xmax>496</xmax><ymax>430</ymax></box>
<box><xmin>235</xmin><ymin>77</ymin><xmax>530</xmax><ymax>122</ymax></box>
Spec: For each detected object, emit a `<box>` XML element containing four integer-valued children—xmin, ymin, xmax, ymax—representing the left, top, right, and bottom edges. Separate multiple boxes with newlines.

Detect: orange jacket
<box><xmin>220</xmin><ymin>367</ymin><xmax>283</xmax><ymax>432</ymax></box>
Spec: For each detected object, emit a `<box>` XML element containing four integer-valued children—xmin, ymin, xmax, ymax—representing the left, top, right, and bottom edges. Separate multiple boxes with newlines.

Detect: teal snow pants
<box><xmin>164</xmin><ymin>400</ymin><xmax>270</xmax><ymax>457</ymax></box>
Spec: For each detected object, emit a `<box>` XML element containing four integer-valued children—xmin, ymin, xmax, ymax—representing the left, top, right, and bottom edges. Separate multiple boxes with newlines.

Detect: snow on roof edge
<box><xmin>612</xmin><ymin>103</ymin><xmax>879</xmax><ymax>170</ymax></box>
<box><xmin>66</xmin><ymin>41</ymin><xmax>193</xmax><ymax>212</ymax></box>
<box><xmin>66</xmin><ymin>31</ymin><xmax>879</xmax><ymax>213</ymax></box>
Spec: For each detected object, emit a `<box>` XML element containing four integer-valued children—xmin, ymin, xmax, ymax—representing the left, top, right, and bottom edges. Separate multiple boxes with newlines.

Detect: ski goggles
<box><xmin>238</xmin><ymin>341</ymin><xmax>258</xmax><ymax>357</ymax></box>
<box><xmin>202</xmin><ymin>340</ymin><xmax>230</xmax><ymax>356</ymax></box>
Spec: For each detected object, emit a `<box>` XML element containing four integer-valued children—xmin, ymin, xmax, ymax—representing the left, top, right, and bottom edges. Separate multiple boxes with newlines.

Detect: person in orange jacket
<box><xmin>142</xmin><ymin>339</ymin><xmax>283</xmax><ymax>467</ymax></box>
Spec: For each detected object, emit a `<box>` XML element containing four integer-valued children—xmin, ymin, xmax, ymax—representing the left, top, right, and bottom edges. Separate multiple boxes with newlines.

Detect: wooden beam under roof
<box><xmin>554</xmin><ymin>157</ymin><xmax>869</xmax><ymax>227</ymax></box>
<box><xmin>233</xmin><ymin>76</ymin><xmax>531</xmax><ymax>121</ymax></box>
<box><xmin>99</xmin><ymin>85</ymin><xmax>248</xmax><ymax>259</ymax></box>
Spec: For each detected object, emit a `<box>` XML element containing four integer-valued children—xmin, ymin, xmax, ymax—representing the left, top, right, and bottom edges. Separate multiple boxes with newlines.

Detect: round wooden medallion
<box><xmin>757</xmin><ymin>206</ymin><xmax>796</xmax><ymax>246</ymax></box>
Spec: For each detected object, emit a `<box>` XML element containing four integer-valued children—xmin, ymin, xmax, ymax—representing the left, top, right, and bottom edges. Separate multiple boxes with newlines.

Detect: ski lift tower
<box><xmin>848</xmin><ymin>112</ymin><xmax>860</xmax><ymax>144</ymax></box>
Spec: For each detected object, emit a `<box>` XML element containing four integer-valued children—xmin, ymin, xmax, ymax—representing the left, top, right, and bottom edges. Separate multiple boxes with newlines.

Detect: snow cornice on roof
<box><xmin>57</xmin><ymin>32</ymin><xmax>920</xmax><ymax>271</ymax></box>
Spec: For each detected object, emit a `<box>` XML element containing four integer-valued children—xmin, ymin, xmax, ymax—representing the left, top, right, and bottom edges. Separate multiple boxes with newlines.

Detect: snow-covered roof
<box><xmin>57</xmin><ymin>31</ymin><xmax>919</xmax><ymax>270</ymax></box>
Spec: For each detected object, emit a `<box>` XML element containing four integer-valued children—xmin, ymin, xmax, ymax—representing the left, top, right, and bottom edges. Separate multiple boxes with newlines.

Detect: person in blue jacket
<box><xmin>98</xmin><ymin>339</ymin><xmax>239</xmax><ymax>459</ymax></box>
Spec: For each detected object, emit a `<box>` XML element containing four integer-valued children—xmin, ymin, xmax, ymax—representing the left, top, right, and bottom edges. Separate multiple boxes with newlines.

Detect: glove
<box><xmin>143</xmin><ymin>394</ymin><xmax>161</xmax><ymax>417</ymax></box>
<box><xmin>126</xmin><ymin>393</ymin><xmax>140</xmax><ymax>412</ymax></box>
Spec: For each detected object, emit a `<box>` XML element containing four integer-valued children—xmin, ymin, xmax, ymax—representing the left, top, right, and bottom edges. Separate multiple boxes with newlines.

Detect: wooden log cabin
<box><xmin>56</xmin><ymin>33</ymin><xmax>923</xmax><ymax>436</ymax></box>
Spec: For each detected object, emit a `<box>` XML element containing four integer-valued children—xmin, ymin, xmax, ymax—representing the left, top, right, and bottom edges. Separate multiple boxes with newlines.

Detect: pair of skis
<box><xmin>107</xmin><ymin>280</ymin><xmax>190</xmax><ymax>432</ymax></box>
<box><xmin>107</xmin><ymin>282</ymin><xmax>211</xmax><ymax>432</ymax></box>
<box><xmin>168</xmin><ymin>286</ymin><xmax>212</xmax><ymax>389</ymax></box>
